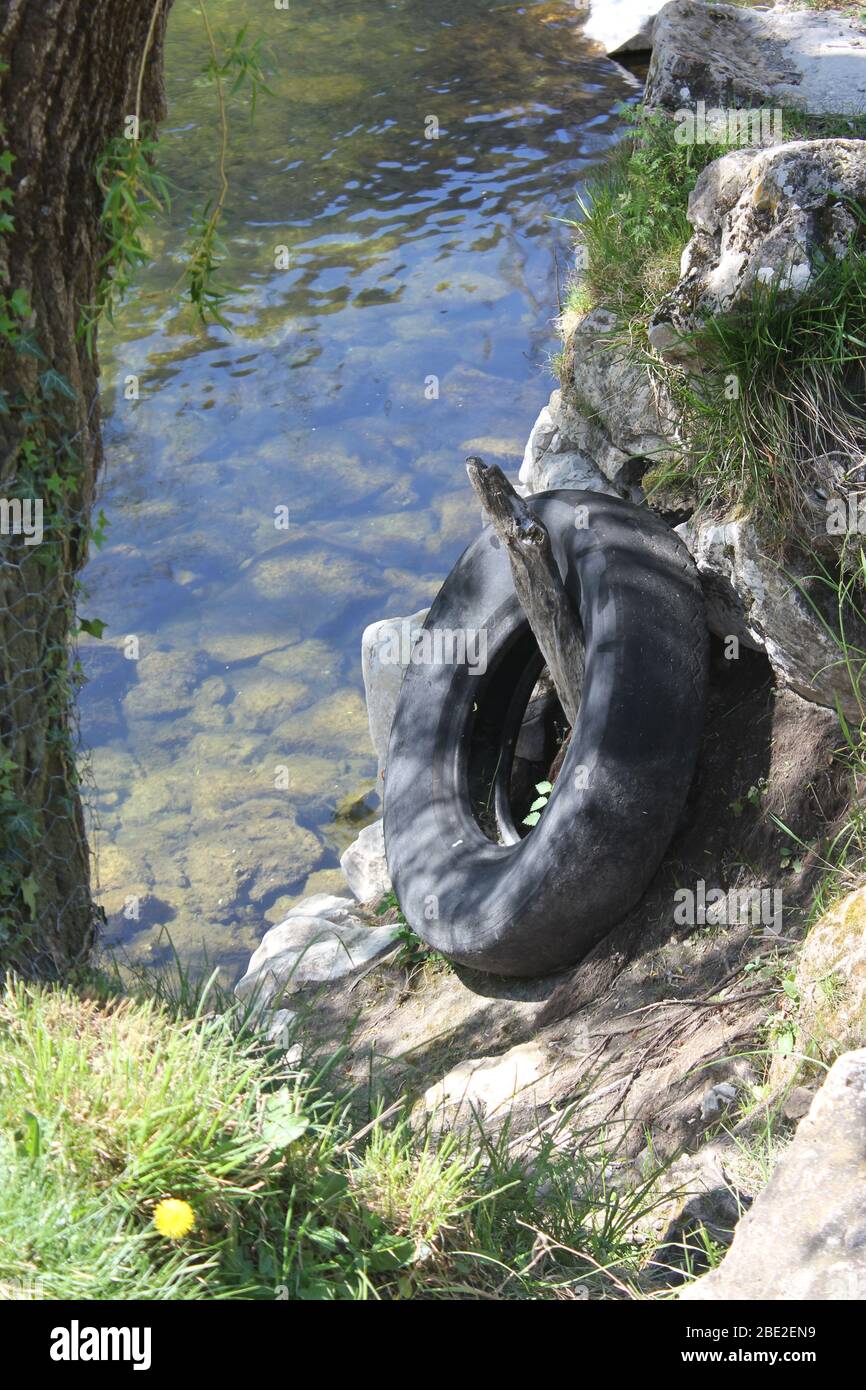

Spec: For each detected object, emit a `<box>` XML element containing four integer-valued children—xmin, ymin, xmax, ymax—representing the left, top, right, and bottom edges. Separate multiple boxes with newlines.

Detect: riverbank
<box><xmin>4</xmin><ymin>0</ymin><xmax>866</xmax><ymax>1302</ymax></box>
<box><xmin>231</xmin><ymin>0</ymin><xmax>866</xmax><ymax>1298</ymax></box>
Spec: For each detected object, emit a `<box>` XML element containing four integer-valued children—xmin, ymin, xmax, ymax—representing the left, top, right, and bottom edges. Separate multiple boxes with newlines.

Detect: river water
<box><xmin>78</xmin><ymin>0</ymin><xmax>636</xmax><ymax>977</ymax></box>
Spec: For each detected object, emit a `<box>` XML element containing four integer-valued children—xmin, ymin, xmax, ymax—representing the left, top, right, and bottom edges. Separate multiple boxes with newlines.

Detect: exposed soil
<box><xmin>295</xmin><ymin>642</ymin><xmax>850</xmax><ymax>1185</ymax></box>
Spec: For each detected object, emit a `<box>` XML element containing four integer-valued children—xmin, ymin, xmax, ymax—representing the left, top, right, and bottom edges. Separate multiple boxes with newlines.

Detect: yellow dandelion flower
<box><xmin>153</xmin><ymin>1198</ymin><xmax>195</xmax><ymax>1240</ymax></box>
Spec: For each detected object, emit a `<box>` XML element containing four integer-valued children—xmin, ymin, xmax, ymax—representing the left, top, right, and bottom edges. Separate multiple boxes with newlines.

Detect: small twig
<box><xmin>134</xmin><ymin>0</ymin><xmax>165</xmax><ymax>128</ymax></box>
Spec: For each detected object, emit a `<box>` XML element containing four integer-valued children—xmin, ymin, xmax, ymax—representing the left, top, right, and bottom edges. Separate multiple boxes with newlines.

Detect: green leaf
<box><xmin>529</xmin><ymin>796</ymin><xmax>548</xmax><ymax>813</ymax></box>
<box><xmin>261</xmin><ymin>1091</ymin><xmax>310</xmax><ymax>1150</ymax></box>
<box><xmin>20</xmin><ymin>876</ymin><xmax>37</xmax><ymax>919</ymax></box>
<box><xmin>535</xmin><ymin>781</ymin><xmax>553</xmax><ymax>794</ymax></box>
<box><xmin>39</xmin><ymin>368</ymin><xmax>77</xmax><ymax>402</ymax></box>
<box><xmin>18</xmin><ymin>1111</ymin><xmax>43</xmax><ymax>1160</ymax></box>
<box><xmin>367</xmin><ymin>1235</ymin><xmax>416</xmax><ymax>1274</ymax></box>
<box><xmin>522</xmin><ymin>811</ymin><xmax>541</xmax><ymax>827</ymax></box>
<box><xmin>78</xmin><ymin>618</ymin><xmax>107</xmax><ymax>640</ymax></box>
<box><xmin>305</xmin><ymin>1225</ymin><xmax>348</xmax><ymax>1253</ymax></box>
<box><xmin>9</xmin><ymin>287</ymin><xmax>30</xmax><ymax>318</ymax></box>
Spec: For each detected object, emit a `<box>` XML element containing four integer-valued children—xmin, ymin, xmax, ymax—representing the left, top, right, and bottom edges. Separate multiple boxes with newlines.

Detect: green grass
<box><xmin>566</xmin><ymin>102</ymin><xmax>866</xmax><ymax>333</ymax></box>
<box><xmin>565</xmin><ymin>105</ymin><xmax>729</xmax><ymax>330</ymax></box>
<box><xmin>0</xmin><ymin>975</ymin><xmax>678</xmax><ymax>1300</ymax></box>
<box><xmin>643</xmin><ymin>236</ymin><xmax>866</xmax><ymax>546</ymax></box>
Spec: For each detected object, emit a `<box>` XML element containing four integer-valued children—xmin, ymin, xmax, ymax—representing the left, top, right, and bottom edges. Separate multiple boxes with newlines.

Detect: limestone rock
<box><xmin>340</xmin><ymin>819</ymin><xmax>391</xmax><ymax>902</ymax></box>
<box><xmin>518</xmin><ymin>389</ymin><xmax>620</xmax><ymax>496</ymax></box>
<box><xmin>555</xmin><ymin>308</ymin><xmax>678</xmax><ymax>487</ymax></box>
<box><xmin>423</xmin><ymin>1041</ymin><xmax>554</xmax><ymax>1123</ymax></box>
<box><xmin>681</xmin><ymin>1049</ymin><xmax>866</xmax><ymax>1300</ymax></box>
<box><xmin>236</xmin><ymin>907</ymin><xmax>400</xmax><ymax>1006</ymax></box>
<box><xmin>361</xmin><ymin>609</ymin><xmax>429</xmax><ymax>783</ymax></box>
<box><xmin>582</xmin><ymin>0</ymin><xmax>668</xmax><ymax>57</ymax></box>
<box><xmin>284</xmin><ymin>893</ymin><xmax>359</xmax><ymax>924</ymax></box>
<box><xmin>677</xmin><ymin>515</ymin><xmax>863</xmax><ymax>719</ymax></box>
<box><xmin>646</xmin><ymin>1</ymin><xmax>866</xmax><ymax>117</ymax></box>
<box><xmin>649</xmin><ymin>139</ymin><xmax>866</xmax><ymax>363</ymax></box>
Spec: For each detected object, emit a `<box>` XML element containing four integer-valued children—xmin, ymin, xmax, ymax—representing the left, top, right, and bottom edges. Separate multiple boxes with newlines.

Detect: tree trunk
<box><xmin>0</xmin><ymin>0</ymin><xmax>172</xmax><ymax>977</ymax></box>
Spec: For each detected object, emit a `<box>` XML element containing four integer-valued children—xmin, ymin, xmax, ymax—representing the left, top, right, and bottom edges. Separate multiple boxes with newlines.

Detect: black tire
<box><xmin>383</xmin><ymin>490</ymin><xmax>708</xmax><ymax>978</ymax></box>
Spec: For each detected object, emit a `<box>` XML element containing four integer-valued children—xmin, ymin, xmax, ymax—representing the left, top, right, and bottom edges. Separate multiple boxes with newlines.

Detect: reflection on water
<box><xmin>79</xmin><ymin>0</ymin><xmax>636</xmax><ymax>977</ymax></box>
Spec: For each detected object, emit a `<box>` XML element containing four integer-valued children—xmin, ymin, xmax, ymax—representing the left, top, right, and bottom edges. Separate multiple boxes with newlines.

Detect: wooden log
<box><xmin>465</xmin><ymin>456</ymin><xmax>584</xmax><ymax>726</ymax></box>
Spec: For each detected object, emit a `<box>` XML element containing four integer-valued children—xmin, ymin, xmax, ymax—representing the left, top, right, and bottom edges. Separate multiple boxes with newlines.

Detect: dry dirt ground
<box><xmin>295</xmin><ymin>643</ymin><xmax>850</xmax><ymax>1243</ymax></box>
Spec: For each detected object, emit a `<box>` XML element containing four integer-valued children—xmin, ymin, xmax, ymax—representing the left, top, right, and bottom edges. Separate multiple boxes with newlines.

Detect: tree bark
<box><xmin>466</xmin><ymin>456</ymin><xmax>584</xmax><ymax>725</ymax></box>
<box><xmin>0</xmin><ymin>0</ymin><xmax>173</xmax><ymax>977</ymax></box>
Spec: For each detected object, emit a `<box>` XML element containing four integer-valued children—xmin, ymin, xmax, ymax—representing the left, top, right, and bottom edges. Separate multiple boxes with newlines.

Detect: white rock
<box><xmin>236</xmin><ymin>911</ymin><xmax>400</xmax><ymax>1005</ymax></box>
<box><xmin>582</xmin><ymin>0</ymin><xmax>668</xmax><ymax>56</ymax></box>
<box><xmin>700</xmin><ymin>1081</ymin><xmax>738</xmax><ymax>1121</ymax></box>
<box><xmin>519</xmin><ymin>388</ymin><xmax>623</xmax><ymax>496</ymax></box>
<box><xmin>339</xmin><ymin>818</ymin><xmax>391</xmax><ymax>903</ymax></box>
<box><xmin>649</xmin><ymin>139</ymin><xmax>866</xmax><ymax>362</ymax></box>
<box><xmin>424</xmin><ymin>1041</ymin><xmax>551</xmax><ymax>1119</ymax></box>
<box><xmin>361</xmin><ymin>609</ymin><xmax>429</xmax><ymax>784</ymax></box>
<box><xmin>284</xmin><ymin>893</ymin><xmax>359</xmax><ymax>923</ymax></box>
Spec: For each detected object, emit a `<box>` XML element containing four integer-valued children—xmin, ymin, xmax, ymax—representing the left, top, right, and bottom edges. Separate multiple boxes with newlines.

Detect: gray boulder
<box><xmin>361</xmin><ymin>609</ymin><xmax>429</xmax><ymax>784</ymax></box>
<box><xmin>646</xmin><ymin>1</ymin><xmax>866</xmax><ymax>117</ymax></box>
<box><xmin>539</xmin><ymin>308</ymin><xmax>677</xmax><ymax>491</ymax></box>
<box><xmin>518</xmin><ymin>389</ymin><xmax>620</xmax><ymax>496</ymax></box>
<box><xmin>236</xmin><ymin>905</ymin><xmax>399</xmax><ymax>1006</ymax></box>
<box><xmin>677</xmin><ymin>516</ymin><xmax>863</xmax><ymax>720</ymax></box>
<box><xmin>649</xmin><ymin>139</ymin><xmax>866</xmax><ymax>363</ymax></box>
<box><xmin>681</xmin><ymin>1049</ymin><xmax>866</xmax><ymax>1300</ymax></box>
<box><xmin>340</xmin><ymin>818</ymin><xmax>391</xmax><ymax>903</ymax></box>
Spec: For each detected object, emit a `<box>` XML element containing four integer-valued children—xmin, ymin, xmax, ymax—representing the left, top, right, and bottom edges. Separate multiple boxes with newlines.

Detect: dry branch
<box><xmin>466</xmin><ymin>455</ymin><xmax>584</xmax><ymax>725</ymax></box>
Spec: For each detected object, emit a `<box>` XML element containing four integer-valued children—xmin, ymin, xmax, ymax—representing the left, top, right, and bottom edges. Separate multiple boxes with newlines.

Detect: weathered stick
<box><xmin>466</xmin><ymin>456</ymin><xmax>584</xmax><ymax>726</ymax></box>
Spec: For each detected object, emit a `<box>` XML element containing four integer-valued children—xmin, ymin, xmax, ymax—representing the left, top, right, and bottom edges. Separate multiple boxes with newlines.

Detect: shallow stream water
<box><xmin>79</xmin><ymin>0</ymin><xmax>637</xmax><ymax>977</ymax></box>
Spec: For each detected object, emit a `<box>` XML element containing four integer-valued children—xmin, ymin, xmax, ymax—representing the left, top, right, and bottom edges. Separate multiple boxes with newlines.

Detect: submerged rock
<box><xmin>681</xmin><ymin>1049</ymin><xmax>866</xmax><ymax>1300</ymax></box>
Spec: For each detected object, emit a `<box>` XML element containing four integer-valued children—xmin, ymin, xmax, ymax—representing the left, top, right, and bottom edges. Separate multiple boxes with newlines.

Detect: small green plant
<box><xmin>645</xmin><ymin>218</ymin><xmax>866</xmax><ymax>547</ymax></box>
<box><xmin>78</xmin><ymin>133</ymin><xmax>170</xmax><ymax>352</ymax></box>
<box><xmin>375</xmin><ymin>891</ymin><xmax>441</xmax><ymax>971</ymax></box>
<box><xmin>522</xmin><ymin>780</ymin><xmax>553</xmax><ymax>828</ymax></box>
